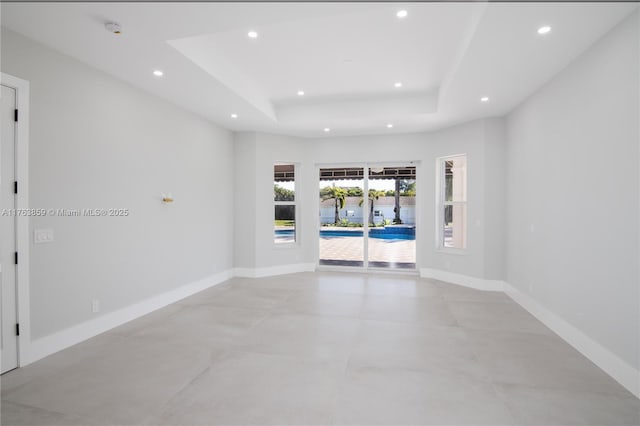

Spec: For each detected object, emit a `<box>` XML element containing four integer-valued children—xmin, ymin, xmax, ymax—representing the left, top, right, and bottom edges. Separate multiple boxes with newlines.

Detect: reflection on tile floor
<box><xmin>2</xmin><ymin>272</ymin><xmax>638</xmax><ymax>425</ymax></box>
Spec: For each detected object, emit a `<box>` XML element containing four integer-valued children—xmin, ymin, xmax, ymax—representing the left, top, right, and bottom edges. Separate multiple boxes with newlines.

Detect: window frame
<box><xmin>274</xmin><ymin>163</ymin><xmax>298</xmax><ymax>246</ymax></box>
<box><xmin>435</xmin><ymin>154</ymin><xmax>467</xmax><ymax>254</ymax></box>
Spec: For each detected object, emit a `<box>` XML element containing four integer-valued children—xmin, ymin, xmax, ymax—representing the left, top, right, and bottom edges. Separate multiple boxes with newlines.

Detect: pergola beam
<box><xmin>314</xmin><ymin>166</ymin><xmax>416</xmax><ymax>182</ymax></box>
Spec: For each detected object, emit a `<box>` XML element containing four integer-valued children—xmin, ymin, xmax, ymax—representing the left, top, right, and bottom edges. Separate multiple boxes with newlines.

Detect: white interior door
<box><xmin>1</xmin><ymin>83</ymin><xmax>18</xmax><ymax>373</ymax></box>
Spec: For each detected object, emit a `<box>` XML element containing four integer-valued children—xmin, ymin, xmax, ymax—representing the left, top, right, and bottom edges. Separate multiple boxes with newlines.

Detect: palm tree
<box><xmin>360</xmin><ymin>189</ymin><xmax>386</xmax><ymax>225</ymax></box>
<box><xmin>320</xmin><ymin>185</ymin><xmax>348</xmax><ymax>224</ymax></box>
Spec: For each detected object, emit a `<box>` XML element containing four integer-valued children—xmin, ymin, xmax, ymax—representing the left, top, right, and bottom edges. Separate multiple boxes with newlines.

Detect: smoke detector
<box><xmin>105</xmin><ymin>22</ymin><xmax>122</xmax><ymax>35</ymax></box>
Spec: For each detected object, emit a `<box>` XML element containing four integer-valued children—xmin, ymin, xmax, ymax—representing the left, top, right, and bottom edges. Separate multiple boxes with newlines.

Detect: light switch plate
<box><xmin>34</xmin><ymin>228</ymin><xmax>54</xmax><ymax>244</ymax></box>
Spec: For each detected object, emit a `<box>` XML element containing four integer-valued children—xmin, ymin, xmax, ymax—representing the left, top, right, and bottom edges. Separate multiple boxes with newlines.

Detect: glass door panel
<box><xmin>367</xmin><ymin>166</ymin><xmax>416</xmax><ymax>269</ymax></box>
<box><xmin>319</xmin><ymin>167</ymin><xmax>365</xmax><ymax>267</ymax></box>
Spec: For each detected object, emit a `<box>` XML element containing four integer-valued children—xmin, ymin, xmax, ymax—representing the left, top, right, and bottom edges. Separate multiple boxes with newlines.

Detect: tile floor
<box><xmin>1</xmin><ymin>272</ymin><xmax>638</xmax><ymax>425</ymax></box>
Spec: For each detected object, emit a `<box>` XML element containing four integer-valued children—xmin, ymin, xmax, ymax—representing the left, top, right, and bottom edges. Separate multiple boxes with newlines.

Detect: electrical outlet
<box><xmin>91</xmin><ymin>299</ymin><xmax>100</xmax><ymax>313</ymax></box>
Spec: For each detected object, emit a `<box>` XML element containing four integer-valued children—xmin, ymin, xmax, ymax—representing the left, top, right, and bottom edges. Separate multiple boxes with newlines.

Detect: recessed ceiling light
<box><xmin>324</xmin><ymin>128</ymin><xmax>331</xmax><ymax>132</ymax></box>
<box><xmin>387</xmin><ymin>123</ymin><xmax>394</xmax><ymax>128</ymax></box>
<box><xmin>394</xmin><ymin>82</ymin><xmax>403</xmax><ymax>88</ymax></box>
<box><xmin>231</xmin><ymin>113</ymin><xmax>238</xmax><ymax>119</ymax></box>
<box><xmin>537</xmin><ymin>25</ymin><xmax>552</xmax><ymax>35</ymax></box>
<box><xmin>153</xmin><ymin>70</ymin><xmax>163</xmax><ymax>77</ymax></box>
<box><xmin>297</xmin><ymin>90</ymin><xmax>305</xmax><ymax>96</ymax></box>
<box><xmin>247</xmin><ymin>30</ymin><xmax>258</xmax><ymax>39</ymax></box>
<box><xmin>480</xmin><ymin>96</ymin><xmax>490</xmax><ymax>102</ymax></box>
<box><xmin>396</xmin><ymin>10</ymin><xmax>408</xmax><ymax>19</ymax></box>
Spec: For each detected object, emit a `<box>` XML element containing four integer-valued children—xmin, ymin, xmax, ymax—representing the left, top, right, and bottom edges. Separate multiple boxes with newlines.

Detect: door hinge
<box><xmin>14</xmin><ymin>109</ymin><xmax>18</xmax><ymax>122</ymax></box>
<box><xmin>14</xmin><ymin>251</ymin><xmax>18</xmax><ymax>265</ymax></box>
<box><xmin>16</xmin><ymin>323</ymin><xmax>20</xmax><ymax>336</ymax></box>
<box><xmin>14</xmin><ymin>181</ymin><xmax>18</xmax><ymax>194</ymax></box>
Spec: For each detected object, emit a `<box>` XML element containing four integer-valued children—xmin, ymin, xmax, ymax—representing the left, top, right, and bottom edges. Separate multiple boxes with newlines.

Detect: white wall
<box><xmin>483</xmin><ymin>119</ymin><xmax>506</xmax><ymax>280</ymax></box>
<box><xmin>250</xmin><ymin>132</ymin><xmax>315</xmax><ymax>270</ymax></box>
<box><xmin>233</xmin><ymin>132</ymin><xmax>258</xmax><ymax>269</ymax></box>
<box><xmin>1</xmin><ymin>30</ymin><xmax>234</xmax><ymax>340</ymax></box>
<box><xmin>235</xmin><ymin>119</ymin><xmax>506</xmax><ymax>279</ymax></box>
<box><xmin>505</xmin><ymin>12</ymin><xmax>639</xmax><ymax>370</ymax></box>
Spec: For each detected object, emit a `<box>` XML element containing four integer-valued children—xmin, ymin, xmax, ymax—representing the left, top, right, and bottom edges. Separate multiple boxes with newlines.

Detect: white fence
<box><xmin>320</xmin><ymin>196</ymin><xmax>415</xmax><ymax>225</ymax></box>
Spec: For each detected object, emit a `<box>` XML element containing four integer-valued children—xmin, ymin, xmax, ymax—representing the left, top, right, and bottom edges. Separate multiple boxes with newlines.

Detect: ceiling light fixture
<box><xmin>247</xmin><ymin>30</ymin><xmax>258</xmax><ymax>39</ymax></box>
<box><xmin>396</xmin><ymin>10</ymin><xmax>408</xmax><ymax>19</ymax></box>
<box><xmin>153</xmin><ymin>70</ymin><xmax>163</xmax><ymax>77</ymax></box>
<box><xmin>387</xmin><ymin>123</ymin><xmax>394</xmax><ymax>128</ymax></box>
<box><xmin>324</xmin><ymin>128</ymin><xmax>331</xmax><ymax>132</ymax></box>
<box><xmin>231</xmin><ymin>113</ymin><xmax>238</xmax><ymax>119</ymax></box>
<box><xmin>480</xmin><ymin>96</ymin><xmax>490</xmax><ymax>102</ymax></box>
<box><xmin>394</xmin><ymin>82</ymin><xmax>403</xmax><ymax>88</ymax></box>
<box><xmin>297</xmin><ymin>90</ymin><xmax>305</xmax><ymax>96</ymax></box>
<box><xmin>537</xmin><ymin>25</ymin><xmax>552</xmax><ymax>35</ymax></box>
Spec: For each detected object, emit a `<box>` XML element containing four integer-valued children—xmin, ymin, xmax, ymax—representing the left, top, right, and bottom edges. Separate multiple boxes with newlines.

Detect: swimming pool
<box><xmin>275</xmin><ymin>226</ymin><xmax>415</xmax><ymax>241</ymax></box>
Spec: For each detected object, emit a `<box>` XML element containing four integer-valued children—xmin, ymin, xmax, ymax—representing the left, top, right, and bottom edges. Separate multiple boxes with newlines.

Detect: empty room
<box><xmin>0</xmin><ymin>2</ymin><xmax>639</xmax><ymax>425</ymax></box>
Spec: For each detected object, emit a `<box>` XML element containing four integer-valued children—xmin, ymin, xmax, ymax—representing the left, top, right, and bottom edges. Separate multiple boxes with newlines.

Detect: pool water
<box><xmin>369</xmin><ymin>227</ymin><xmax>415</xmax><ymax>240</ymax></box>
<box><xmin>275</xmin><ymin>226</ymin><xmax>415</xmax><ymax>241</ymax></box>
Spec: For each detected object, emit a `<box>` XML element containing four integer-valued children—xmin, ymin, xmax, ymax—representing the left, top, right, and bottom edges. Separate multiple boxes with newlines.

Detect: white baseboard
<box><xmin>21</xmin><ymin>264</ymin><xmax>639</xmax><ymax>399</ymax></box>
<box><xmin>419</xmin><ymin>268</ymin><xmax>505</xmax><ymax>291</ymax></box>
<box><xmin>504</xmin><ymin>283</ymin><xmax>640</xmax><ymax>399</ymax></box>
<box><xmin>420</xmin><ymin>268</ymin><xmax>640</xmax><ymax>398</ymax></box>
<box><xmin>234</xmin><ymin>263</ymin><xmax>315</xmax><ymax>278</ymax></box>
<box><xmin>22</xmin><ymin>264</ymin><xmax>316</xmax><ymax>366</ymax></box>
<box><xmin>23</xmin><ymin>269</ymin><xmax>233</xmax><ymax>366</ymax></box>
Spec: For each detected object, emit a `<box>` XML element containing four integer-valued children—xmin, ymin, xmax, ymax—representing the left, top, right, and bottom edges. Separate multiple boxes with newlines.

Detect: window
<box><xmin>438</xmin><ymin>155</ymin><xmax>467</xmax><ymax>249</ymax></box>
<box><xmin>274</xmin><ymin>164</ymin><xmax>296</xmax><ymax>244</ymax></box>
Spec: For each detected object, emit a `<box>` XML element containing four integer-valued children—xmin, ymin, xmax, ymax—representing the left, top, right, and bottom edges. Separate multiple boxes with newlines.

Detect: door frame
<box><xmin>316</xmin><ymin>162</ymin><xmax>369</xmax><ymax>270</ymax></box>
<box><xmin>1</xmin><ymin>73</ymin><xmax>31</xmax><ymax>368</ymax></box>
<box><xmin>315</xmin><ymin>161</ymin><xmax>420</xmax><ymax>272</ymax></box>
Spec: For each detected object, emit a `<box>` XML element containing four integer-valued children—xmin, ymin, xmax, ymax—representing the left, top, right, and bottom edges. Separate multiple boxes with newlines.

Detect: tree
<box><xmin>360</xmin><ymin>189</ymin><xmax>386</xmax><ymax>224</ymax></box>
<box><xmin>399</xmin><ymin>180</ymin><xmax>416</xmax><ymax>196</ymax></box>
<box><xmin>395</xmin><ymin>180</ymin><xmax>416</xmax><ymax>223</ymax></box>
<box><xmin>320</xmin><ymin>185</ymin><xmax>348</xmax><ymax>224</ymax></box>
<box><xmin>346</xmin><ymin>187</ymin><xmax>363</xmax><ymax>197</ymax></box>
<box><xmin>274</xmin><ymin>184</ymin><xmax>295</xmax><ymax>201</ymax></box>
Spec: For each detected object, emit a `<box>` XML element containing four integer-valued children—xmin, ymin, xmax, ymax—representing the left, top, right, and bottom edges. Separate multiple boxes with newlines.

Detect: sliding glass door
<box><xmin>318</xmin><ymin>165</ymin><xmax>416</xmax><ymax>270</ymax></box>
